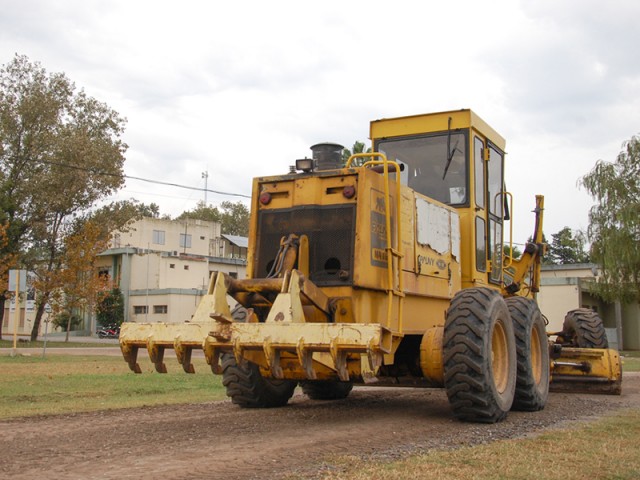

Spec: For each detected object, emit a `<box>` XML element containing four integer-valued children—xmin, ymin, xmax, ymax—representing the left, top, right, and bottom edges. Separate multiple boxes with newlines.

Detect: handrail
<box><xmin>503</xmin><ymin>191</ymin><xmax>514</xmax><ymax>269</ymax></box>
<box><xmin>347</xmin><ymin>152</ymin><xmax>404</xmax><ymax>333</ymax></box>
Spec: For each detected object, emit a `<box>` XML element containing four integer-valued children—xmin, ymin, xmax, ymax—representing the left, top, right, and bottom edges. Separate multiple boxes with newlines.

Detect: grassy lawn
<box><xmin>321</xmin><ymin>409</ymin><xmax>640</xmax><ymax>480</ymax></box>
<box><xmin>0</xmin><ymin>354</ymin><xmax>226</xmax><ymax>419</ymax></box>
<box><xmin>622</xmin><ymin>351</ymin><xmax>640</xmax><ymax>372</ymax></box>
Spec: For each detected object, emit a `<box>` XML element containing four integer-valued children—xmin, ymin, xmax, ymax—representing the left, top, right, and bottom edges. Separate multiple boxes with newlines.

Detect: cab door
<box><xmin>473</xmin><ymin>136</ymin><xmax>505</xmax><ymax>284</ymax></box>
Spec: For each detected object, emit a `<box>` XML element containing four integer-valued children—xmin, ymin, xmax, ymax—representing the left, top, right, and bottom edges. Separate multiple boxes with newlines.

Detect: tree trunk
<box><xmin>0</xmin><ymin>296</ymin><xmax>5</xmax><ymax>339</ymax></box>
<box><xmin>65</xmin><ymin>313</ymin><xmax>71</xmax><ymax>342</ymax></box>
<box><xmin>30</xmin><ymin>295</ymin><xmax>49</xmax><ymax>341</ymax></box>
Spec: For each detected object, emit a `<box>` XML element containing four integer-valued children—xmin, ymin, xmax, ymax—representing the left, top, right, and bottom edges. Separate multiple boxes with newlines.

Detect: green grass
<box><xmin>320</xmin><ymin>409</ymin><xmax>640</xmax><ymax>480</ymax></box>
<box><xmin>623</xmin><ymin>358</ymin><xmax>640</xmax><ymax>372</ymax></box>
<box><xmin>622</xmin><ymin>351</ymin><xmax>640</xmax><ymax>372</ymax></box>
<box><xmin>0</xmin><ymin>354</ymin><xmax>226</xmax><ymax>419</ymax></box>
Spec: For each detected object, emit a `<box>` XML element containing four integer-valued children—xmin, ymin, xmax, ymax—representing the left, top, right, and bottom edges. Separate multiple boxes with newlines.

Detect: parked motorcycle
<box><xmin>97</xmin><ymin>325</ymin><xmax>120</xmax><ymax>339</ymax></box>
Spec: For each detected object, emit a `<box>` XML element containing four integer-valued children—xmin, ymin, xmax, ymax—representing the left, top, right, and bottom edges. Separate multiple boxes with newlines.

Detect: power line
<box><xmin>40</xmin><ymin>159</ymin><xmax>251</xmax><ymax>199</ymax></box>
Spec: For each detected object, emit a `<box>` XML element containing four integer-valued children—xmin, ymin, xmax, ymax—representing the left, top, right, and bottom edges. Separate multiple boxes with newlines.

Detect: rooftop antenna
<box><xmin>201</xmin><ymin>170</ymin><xmax>209</xmax><ymax>204</ymax></box>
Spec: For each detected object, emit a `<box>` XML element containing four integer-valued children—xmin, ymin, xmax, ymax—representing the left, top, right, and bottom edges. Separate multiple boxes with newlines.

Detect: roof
<box><xmin>221</xmin><ymin>234</ymin><xmax>248</xmax><ymax>248</ymax></box>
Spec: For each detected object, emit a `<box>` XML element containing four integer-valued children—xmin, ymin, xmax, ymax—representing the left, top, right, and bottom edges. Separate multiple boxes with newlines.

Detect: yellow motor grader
<box><xmin>119</xmin><ymin>109</ymin><xmax>621</xmax><ymax>423</ymax></box>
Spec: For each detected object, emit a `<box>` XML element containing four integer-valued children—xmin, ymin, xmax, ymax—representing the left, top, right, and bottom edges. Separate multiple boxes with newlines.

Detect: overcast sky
<box><xmin>1</xmin><ymin>0</ymin><xmax>639</xmax><ymax>244</ymax></box>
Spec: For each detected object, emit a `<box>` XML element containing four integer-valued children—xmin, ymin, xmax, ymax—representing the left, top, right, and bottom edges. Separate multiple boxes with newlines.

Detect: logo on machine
<box><xmin>417</xmin><ymin>255</ymin><xmax>447</xmax><ymax>272</ymax></box>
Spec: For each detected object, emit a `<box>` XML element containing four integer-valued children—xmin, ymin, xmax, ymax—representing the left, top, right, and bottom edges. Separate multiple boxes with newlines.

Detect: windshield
<box><xmin>376</xmin><ymin>132</ymin><xmax>468</xmax><ymax>205</ymax></box>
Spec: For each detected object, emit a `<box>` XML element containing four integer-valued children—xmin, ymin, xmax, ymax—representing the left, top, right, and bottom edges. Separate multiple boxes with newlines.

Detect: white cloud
<box><xmin>2</xmin><ymin>0</ymin><xmax>639</xmax><ymax>244</ymax></box>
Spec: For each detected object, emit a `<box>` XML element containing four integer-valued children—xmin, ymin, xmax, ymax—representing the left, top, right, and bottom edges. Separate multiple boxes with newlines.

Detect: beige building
<box><xmin>96</xmin><ymin>217</ymin><xmax>247</xmax><ymax>332</ymax></box>
<box><xmin>2</xmin><ymin>217</ymin><xmax>248</xmax><ymax>338</ymax></box>
<box><xmin>537</xmin><ymin>263</ymin><xmax>640</xmax><ymax>350</ymax></box>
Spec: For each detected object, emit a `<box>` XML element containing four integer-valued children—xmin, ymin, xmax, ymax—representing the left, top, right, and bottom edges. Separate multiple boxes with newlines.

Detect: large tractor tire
<box><xmin>443</xmin><ymin>287</ymin><xmax>517</xmax><ymax>423</ymax></box>
<box><xmin>301</xmin><ymin>381</ymin><xmax>353</xmax><ymax>400</ymax></box>
<box><xmin>505</xmin><ymin>297</ymin><xmax>549</xmax><ymax>412</ymax></box>
<box><xmin>220</xmin><ymin>303</ymin><xmax>297</xmax><ymax>408</ymax></box>
<box><xmin>559</xmin><ymin>308</ymin><xmax>609</xmax><ymax>349</ymax></box>
<box><xmin>221</xmin><ymin>353</ymin><xmax>297</xmax><ymax>408</ymax></box>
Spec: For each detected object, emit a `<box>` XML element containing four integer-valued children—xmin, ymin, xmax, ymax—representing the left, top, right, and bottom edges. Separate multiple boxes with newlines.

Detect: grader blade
<box><xmin>549</xmin><ymin>347</ymin><xmax>622</xmax><ymax>395</ymax></box>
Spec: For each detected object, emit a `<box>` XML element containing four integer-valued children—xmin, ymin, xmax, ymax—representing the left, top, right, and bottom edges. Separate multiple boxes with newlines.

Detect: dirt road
<box><xmin>1</xmin><ymin>373</ymin><xmax>638</xmax><ymax>480</ymax></box>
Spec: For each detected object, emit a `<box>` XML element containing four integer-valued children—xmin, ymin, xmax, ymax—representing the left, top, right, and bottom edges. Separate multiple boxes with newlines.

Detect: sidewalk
<box><xmin>1</xmin><ymin>334</ymin><xmax>121</xmax><ymax>356</ymax></box>
<box><xmin>1</xmin><ymin>334</ymin><xmax>119</xmax><ymax>344</ymax></box>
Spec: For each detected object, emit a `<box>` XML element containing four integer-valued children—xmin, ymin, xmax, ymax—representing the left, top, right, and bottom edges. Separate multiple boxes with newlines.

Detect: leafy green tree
<box><xmin>342</xmin><ymin>141</ymin><xmax>371</xmax><ymax>166</ymax></box>
<box><xmin>177</xmin><ymin>200</ymin><xmax>221</xmax><ymax>223</ymax></box>
<box><xmin>504</xmin><ymin>244</ymin><xmax>522</xmax><ymax>259</ymax></box>
<box><xmin>178</xmin><ymin>200</ymin><xmax>250</xmax><ymax>236</ymax></box>
<box><xmin>96</xmin><ymin>288</ymin><xmax>125</xmax><ymax>327</ymax></box>
<box><xmin>51</xmin><ymin>312</ymin><xmax>82</xmax><ymax>331</ymax></box>
<box><xmin>545</xmin><ymin>227</ymin><xmax>590</xmax><ymax>265</ymax></box>
<box><xmin>219</xmin><ymin>201</ymin><xmax>250</xmax><ymax>236</ymax></box>
<box><xmin>0</xmin><ymin>54</ymin><xmax>127</xmax><ymax>339</ymax></box>
<box><xmin>135</xmin><ymin>202</ymin><xmax>161</xmax><ymax>218</ymax></box>
<box><xmin>581</xmin><ymin>135</ymin><xmax>640</xmax><ymax>302</ymax></box>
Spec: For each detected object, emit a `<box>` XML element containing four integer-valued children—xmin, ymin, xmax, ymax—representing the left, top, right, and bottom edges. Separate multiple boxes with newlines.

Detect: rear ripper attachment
<box><xmin>120</xmin><ymin>270</ymin><xmax>395</xmax><ymax>383</ymax></box>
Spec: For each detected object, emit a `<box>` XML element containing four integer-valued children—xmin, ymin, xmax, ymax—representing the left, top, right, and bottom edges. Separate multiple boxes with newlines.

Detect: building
<box><xmin>537</xmin><ymin>263</ymin><xmax>640</xmax><ymax>350</ymax></box>
<box><xmin>2</xmin><ymin>217</ymin><xmax>248</xmax><ymax>338</ymax></box>
<box><xmin>96</xmin><ymin>217</ymin><xmax>247</xmax><ymax>332</ymax></box>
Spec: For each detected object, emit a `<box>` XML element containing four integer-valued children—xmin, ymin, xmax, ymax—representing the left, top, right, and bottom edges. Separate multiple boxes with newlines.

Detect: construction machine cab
<box><xmin>370</xmin><ymin>109</ymin><xmax>507</xmax><ymax>289</ymax></box>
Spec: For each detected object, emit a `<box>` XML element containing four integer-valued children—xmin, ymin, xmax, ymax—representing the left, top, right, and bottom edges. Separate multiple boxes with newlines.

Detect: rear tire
<box><xmin>560</xmin><ymin>308</ymin><xmax>608</xmax><ymax>349</ymax></box>
<box><xmin>301</xmin><ymin>381</ymin><xmax>353</xmax><ymax>400</ymax></box>
<box><xmin>505</xmin><ymin>297</ymin><xmax>550</xmax><ymax>411</ymax></box>
<box><xmin>220</xmin><ymin>303</ymin><xmax>297</xmax><ymax>408</ymax></box>
<box><xmin>443</xmin><ymin>288</ymin><xmax>516</xmax><ymax>423</ymax></box>
<box><xmin>221</xmin><ymin>353</ymin><xmax>297</xmax><ymax>408</ymax></box>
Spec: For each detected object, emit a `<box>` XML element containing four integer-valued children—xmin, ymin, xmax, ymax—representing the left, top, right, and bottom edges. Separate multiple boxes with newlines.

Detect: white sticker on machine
<box><xmin>415</xmin><ymin>197</ymin><xmax>460</xmax><ymax>260</ymax></box>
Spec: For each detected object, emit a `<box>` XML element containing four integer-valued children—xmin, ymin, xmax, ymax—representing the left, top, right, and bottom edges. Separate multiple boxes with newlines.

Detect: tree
<box><xmin>96</xmin><ymin>287</ymin><xmax>125</xmax><ymax>327</ymax></box>
<box><xmin>135</xmin><ymin>202</ymin><xmax>161</xmax><ymax>218</ymax></box>
<box><xmin>219</xmin><ymin>201</ymin><xmax>250</xmax><ymax>236</ymax></box>
<box><xmin>178</xmin><ymin>200</ymin><xmax>250</xmax><ymax>236</ymax></box>
<box><xmin>545</xmin><ymin>227</ymin><xmax>590</xmax><ymax>265</ymax></box>
<box><xmin>177</xmin><ymin>200</ymin><xmax>221</xmax><ymax>223</ymax></box>
<box><xmin>342</xmin><ymin>141</ymin><xmax>371</xmax><ymax>166</ymax></box>
<box><xmin>32</xmin><ymin>219</ymin><xmax>112</xmax><ymax>341</ymax></box>
<box><xmin>0</xmin><ymin>222</ymin><xmax>17</xmax><ymax>338</ymax></box>
<box><xmin>0</xmin><ymin>54</ymin><xmax>127</xmax><ymax>339</ymax></box>
<box><xmin>504</xmin><ymin>243</ymin><xmax>522</xmax><ymax>259</ymax></box>
<box><xmin>581</xmin><ymin>135</ymin><xmax>640</xmax><ymax>303</ymax></box>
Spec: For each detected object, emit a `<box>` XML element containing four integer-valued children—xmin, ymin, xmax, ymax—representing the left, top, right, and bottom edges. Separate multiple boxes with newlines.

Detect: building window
<box><xmin>154</xmin><ymin>305</ymin><xmax>168</xmax><ymax>314</ymax></box>
<box><xmin>200</xmin><ymin>235</ymin><xmax>205</xmax><ymax>240</ymax></box>
<box><xmin>180</xmin><ymin>233</ymin><xmax>192</xmax><ymax>248</ymax></box>
<box><xmin>133</xmin><ymin>305</ymin><xmax>148</xmax><ymax>315</ymax></box>
<box><xmin>184</xmin><ymin>265</ymin><xmax>189</xmax><ymax>270</ymax></box>
<box><xmin>169</xmin><ymin>263</ymin><xmax>175</xmax><ymax>269</ymax></box>
<box><xmin>153</xmin><ymin>230</ymin><xmax>166</xmax><ymax>245</ymax></box>
<box><xmin>229</xmin><ymin>272</ymin><xmax>238</xmax><ymax>279</ymax></box>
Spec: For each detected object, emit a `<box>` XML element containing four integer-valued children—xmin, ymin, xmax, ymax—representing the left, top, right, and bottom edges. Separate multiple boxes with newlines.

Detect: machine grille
<box><xmin>256</xmin><ymin>204</ymin><xmax>356</xmax><ymax>285</ymax></box>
